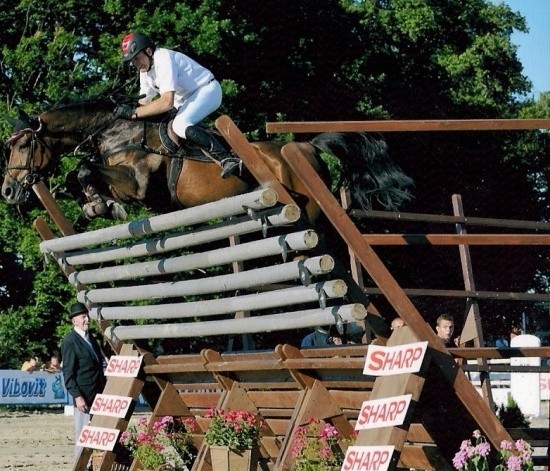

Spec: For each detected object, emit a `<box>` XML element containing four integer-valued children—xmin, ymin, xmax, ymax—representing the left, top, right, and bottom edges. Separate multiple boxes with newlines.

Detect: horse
<box><xmin>2</xmin><ymin>98</ymin><xmax>414</xmax><ymax>223</ymax></box>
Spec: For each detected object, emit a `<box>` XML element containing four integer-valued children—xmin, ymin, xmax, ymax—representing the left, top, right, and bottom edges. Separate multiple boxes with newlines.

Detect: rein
<box><xmin>5</xmin><ymin>118</ymin><xmax>50</xmax><ymax>186</ymax></box>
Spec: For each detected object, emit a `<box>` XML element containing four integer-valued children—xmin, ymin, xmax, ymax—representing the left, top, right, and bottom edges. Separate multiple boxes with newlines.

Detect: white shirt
<box><xmin>139</xmin><ymin>48</ymin><xmax>214</xmax><ymax>108</ymax></box>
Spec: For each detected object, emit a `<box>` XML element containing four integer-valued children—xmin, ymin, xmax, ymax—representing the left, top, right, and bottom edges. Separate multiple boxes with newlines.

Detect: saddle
<box><xmin>159</xmin><ymin>120</ymin><xmax>226</xmax><ymax>162</ymax></box>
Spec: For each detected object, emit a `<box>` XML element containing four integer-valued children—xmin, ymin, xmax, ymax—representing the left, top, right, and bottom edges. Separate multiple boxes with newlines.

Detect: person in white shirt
<box><xmin>117</xmin><ymin>32</ymin><xmax>240</xmax><ymax>178</ymax></box>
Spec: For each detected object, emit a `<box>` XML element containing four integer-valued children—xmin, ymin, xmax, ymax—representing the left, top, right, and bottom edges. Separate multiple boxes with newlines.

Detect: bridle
<box><xmin>5</xmin><ymin>117</ymin><xmax>50</xmax><ymax>188</ymax></box>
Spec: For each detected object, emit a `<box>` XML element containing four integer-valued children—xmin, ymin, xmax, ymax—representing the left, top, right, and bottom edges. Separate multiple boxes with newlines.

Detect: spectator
<box><xmin>60</xmin><ymin>302</ymin><xmax>106</xmax><ymax>460</ymax></box>
<box><xmin>301</xmin><ymin>326</ymin><xmax>331</xmax><ymax>348</ymax></box>
<box><xmin>494</xmin><ymin>333</ymin><xmax>509</xmax><ymax>348</ymax></box>
<box><xmin>21</xmin><ymin>356</ymin><xmax>39</xmax><ymax>372</ymax></box>
<box><xmin>44</xmin><ymin>350</ymin><xmax>62</xmax><ymax>373</ymax></box>
<box><xmin>390</xmin><ymin>317</ymin><xmax>405</xmax><ymax>331</ymax></box>
<box><xmin>435</xmin><ymin>314</ymin><xmax>456</xmax><ymax>347</ymax></box>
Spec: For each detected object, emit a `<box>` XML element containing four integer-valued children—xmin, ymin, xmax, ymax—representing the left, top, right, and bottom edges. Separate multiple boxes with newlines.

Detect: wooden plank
<box><xmin>351</xmin><ymin>209</ymin><xmax>550</xmax><ymax>231</ymax></box>
<box><xmin>280</xmin><ymin>142</ymin><xmax>513</xmax><ymax>449</ymax></box>
<box><xmin>399</xmin><ymin>444</ymin><xmax>454</xmax><ymax>470</ymax></box>
<box><xmin>453</xmin><ymin>194</ymin><xmax>493</xmax><ymax>411</ymax></box>
<box><xmin>356</xmin><ymin>327</ymin><xmax>427</xmax><ymax>456</ymax></box>
<box><xmin>32</xmin><ymin>181</ymin><xmax>76</xmax><ymax>236</ymax></box>
<box><xmin>215</xmin><ymin>115</ymin><xmax>295</xmax><ymax>206</ymax></box>
<box><xmin>363</xmin><ymin>287</ymin><xmax>550</xmax><ymax>302</ymax></box>
<box><xmin>450</xmin><ymin>347</ymin><xmax>550</xmax><ymax>359</ymax></box>
<box><xmin>266</xmin><ymin>119</ymin><xmax>550</xmax><ymax>133</ymax></box>
<box><xmin>361</xmin><ymin>233</ymin><xmax>550</xmax><ymax>245</ymax></box>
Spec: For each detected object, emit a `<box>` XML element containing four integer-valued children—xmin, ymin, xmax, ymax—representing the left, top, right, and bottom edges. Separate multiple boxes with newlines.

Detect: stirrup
<box><xmin>220</xmin><ymin>157</ymin><xmax>242</xmax><ymax>179</ymax></box>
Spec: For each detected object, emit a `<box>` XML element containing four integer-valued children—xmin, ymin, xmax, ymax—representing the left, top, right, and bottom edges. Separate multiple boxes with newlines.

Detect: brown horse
<box><xmin>2</xmin><ymin>98</ymin><xmax>413</xmax><ymax>222</ymax></box>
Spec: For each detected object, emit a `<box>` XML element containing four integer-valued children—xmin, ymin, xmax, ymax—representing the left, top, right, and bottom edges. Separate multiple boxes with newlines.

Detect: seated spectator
<box><xmin>301</xmin><ymin>326</ymin><xmax>331</xmax><ymax>348</ymax></box>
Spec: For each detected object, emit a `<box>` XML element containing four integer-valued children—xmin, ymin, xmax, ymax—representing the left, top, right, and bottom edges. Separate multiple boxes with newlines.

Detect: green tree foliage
<box><xmin>0</xmin><ymin>0</ymin><xmax>547</xmax><ymax>364</ymax></box>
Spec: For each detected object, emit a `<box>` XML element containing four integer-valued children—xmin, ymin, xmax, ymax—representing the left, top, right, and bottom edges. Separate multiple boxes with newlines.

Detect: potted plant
<box><xmin>452</xmin><ymin>430</ymin><xmax>534</xmax><ymax>471</ymax></box>
<box><xmin>290</xmin><ymin>418</ymin><xmax>356</xmax><ymax>471</ymax></box>
<box><xmin>204</xmin><ymin>407</ymin><xmax>265</xmax><ymax>471</ymax></box>
<box><xmin>119</xmin><ymin>415</ymin><xmax>197</xmax><ymax>471</ymax></box>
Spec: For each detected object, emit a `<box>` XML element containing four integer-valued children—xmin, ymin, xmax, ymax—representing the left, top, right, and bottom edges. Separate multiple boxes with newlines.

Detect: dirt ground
<box><xmin>0</xmin><ymin>407</ymin><xmax>74</xmax><ymax>470</ymax></box>
<box><xmin>0</xmin><ymin>404</ymin><xmax>547</xmax><ymax>470</ymax></box>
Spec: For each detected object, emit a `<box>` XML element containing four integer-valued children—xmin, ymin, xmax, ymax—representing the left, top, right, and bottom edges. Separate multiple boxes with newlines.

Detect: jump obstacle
<box><xmin>29</xmin><ymin>116</ymin><xmax>549</xmax><ymax>471</ymax></box>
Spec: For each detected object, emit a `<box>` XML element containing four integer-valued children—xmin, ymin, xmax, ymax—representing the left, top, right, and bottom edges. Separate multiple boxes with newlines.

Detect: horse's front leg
<box><xmin>76</xmin><ymin>163</ymin><xmax>130</xmax><ymax>220</ymax></box>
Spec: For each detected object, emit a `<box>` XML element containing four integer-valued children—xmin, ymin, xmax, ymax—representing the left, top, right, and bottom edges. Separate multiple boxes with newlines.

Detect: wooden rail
<box><xmin>266</xmin><ymin>119</ymin><xmax>550</xmax><ymax>133</ymax></box>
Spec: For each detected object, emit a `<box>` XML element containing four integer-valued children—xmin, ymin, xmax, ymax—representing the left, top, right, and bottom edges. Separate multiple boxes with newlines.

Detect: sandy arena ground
<box><xmin>0</xmin><ymin>405</ymin><xmax>547</xmax><ymax>470</ymax></box>
<box><xmin>0</xmin><ymin>408</ymin><xmax>74</xmax><ymax>470</ymax></box>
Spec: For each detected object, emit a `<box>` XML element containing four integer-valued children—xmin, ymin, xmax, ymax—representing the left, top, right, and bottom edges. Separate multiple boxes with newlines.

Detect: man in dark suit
<box><xmin>60</xmin><ymin>302</ymin><xmax>106</xmax><ymax>460</ymax></box>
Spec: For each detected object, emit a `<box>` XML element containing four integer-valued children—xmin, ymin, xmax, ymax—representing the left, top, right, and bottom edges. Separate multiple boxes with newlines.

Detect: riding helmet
<box><xmin>121</xmin><ymin>32</ymin><xmax>155</xmax><ymax>62</ymax></box>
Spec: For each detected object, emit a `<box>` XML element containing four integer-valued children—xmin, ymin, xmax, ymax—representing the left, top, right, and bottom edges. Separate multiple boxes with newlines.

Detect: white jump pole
<box><xmin>104</xmin><ymin>303</ymin><xmax>367</xmax><ymax>340</ymax></box>
<box><xmin>78</xmin><ymin>255</ymin><xmax>334</xmax><ymax>304</ymax></box>
<box><xmin>40</xmin><ymin>188</ymin><xmax>278</xmax><ymax>253</ymax></box>
<box><xmin>62</xmin><ymin>204</ymin><xmax>301</xmax><ymax>266</ymax></box>
<box><xmin>69</xmin><ymin>229</ymin><xmax>318</xmax><ymax>285</ymax></box>
<box><xmin>90</xmin><ymin>280</ymin><xmax>348</xmax><ymax>321</ymax></box>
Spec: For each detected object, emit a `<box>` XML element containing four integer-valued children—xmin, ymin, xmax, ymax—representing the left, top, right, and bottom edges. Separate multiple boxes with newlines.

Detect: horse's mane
<box><xmin>47</xmin><ymin>97</ymin><xmax>115</xmax><ymax>114</ymax></box>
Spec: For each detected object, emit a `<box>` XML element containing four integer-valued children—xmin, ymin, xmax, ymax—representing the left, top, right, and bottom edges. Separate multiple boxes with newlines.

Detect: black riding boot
<box><xmin>184</xmin><ymin>125</ymin><xmax>241</xmax><ymax>179</ymax></box>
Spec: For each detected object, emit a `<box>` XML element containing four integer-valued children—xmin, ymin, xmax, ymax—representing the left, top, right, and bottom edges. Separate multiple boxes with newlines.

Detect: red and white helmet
<box><xmin>121</xmin><ymin>32</ymin><xmax>155</xmax><ymax>62</ymax></box>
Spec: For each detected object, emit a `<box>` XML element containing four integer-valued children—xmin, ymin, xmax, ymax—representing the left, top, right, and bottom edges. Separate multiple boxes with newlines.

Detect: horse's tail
<box><xmin>310</xmin><ymin>132</ymin><xmax>414</xmax><ymax>211</ymax></box>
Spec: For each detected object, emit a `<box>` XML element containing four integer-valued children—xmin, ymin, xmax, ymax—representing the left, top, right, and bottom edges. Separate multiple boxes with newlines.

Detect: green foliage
<box><xmin>0</xmin><ymin>0</ymin><xmax>548</xmax><ymax>361</ymax></box>
<box><xmin>204</xmin><ymin>408</ymin><xmax>264</xmax><ymax>450</ymax></box>
<box><xmin>496</xmin><ymin>396</ymin><xmax>531</xmax><ymax>429</ymax></box>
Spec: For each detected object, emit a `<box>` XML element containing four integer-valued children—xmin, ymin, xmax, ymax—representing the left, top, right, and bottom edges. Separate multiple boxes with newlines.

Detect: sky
<box><xmin>500</xmin><ymin>0</ymin><xmax>550</xmax><ymax>97</ymax></box>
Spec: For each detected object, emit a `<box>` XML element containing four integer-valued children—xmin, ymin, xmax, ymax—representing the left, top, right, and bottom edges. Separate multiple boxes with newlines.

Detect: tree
<box><xmin>0</xmin><ymin>0</ymin><xmax>547</xmax><ymax>362</ymax></box>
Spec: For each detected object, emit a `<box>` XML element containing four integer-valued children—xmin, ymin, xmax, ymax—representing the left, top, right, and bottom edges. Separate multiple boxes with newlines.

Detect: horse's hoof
<box><xmin>106</xmin><ymin>200</ymin><xmax>128</xmax><ymax>220</ymax></box>
<box><xmin>83</xmin><ymin>201</ymin><xmax>107</xmax><ymax>218</ymax></box>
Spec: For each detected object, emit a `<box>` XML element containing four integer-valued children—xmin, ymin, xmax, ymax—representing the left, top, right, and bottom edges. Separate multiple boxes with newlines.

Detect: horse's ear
<box><xmin>7</xmin><ymin>117</ymin><xmax>28</xmax><ymax>132</ymax></box>
<box><xmin>17</xmin><ymin>108</ymin><xmax>32</xmax><ymax>125</ymax></box>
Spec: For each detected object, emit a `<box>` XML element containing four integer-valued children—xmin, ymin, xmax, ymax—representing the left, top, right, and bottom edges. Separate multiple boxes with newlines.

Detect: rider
<box><xmin>117</xmin><ymin>32</ymin><xmax>240</xmax><ymax>179</ymax></box>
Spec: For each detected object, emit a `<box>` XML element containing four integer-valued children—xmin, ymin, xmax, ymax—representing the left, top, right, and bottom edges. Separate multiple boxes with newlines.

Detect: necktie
<box><xmin>84</xmin><ymin>333</ymin><xmax>99</xmax><ymax>361</ymax></box>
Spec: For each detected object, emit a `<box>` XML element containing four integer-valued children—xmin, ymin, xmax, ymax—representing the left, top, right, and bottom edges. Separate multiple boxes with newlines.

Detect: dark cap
<box><xmin>69</xmin><ymin>302</ymin><xmax>88</xmax><ymax>319</ymax></box>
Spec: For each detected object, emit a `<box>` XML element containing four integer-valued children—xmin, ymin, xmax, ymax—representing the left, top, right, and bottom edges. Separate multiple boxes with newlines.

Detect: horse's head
<box><xmin>2</xmin><ymin>110</ymin><xmax>52</xmax><ymax>204</ymax></box>
<box><xmin>2</xmin><ymin>99</ymin><xmax>118</xmax><ymax>205</ymax></box>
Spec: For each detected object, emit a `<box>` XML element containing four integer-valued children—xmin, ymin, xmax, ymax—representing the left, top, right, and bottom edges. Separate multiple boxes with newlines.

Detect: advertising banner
<box><xmin>363</xmin><ymin>342</ymin><xmax>428</xmax><ymax>376</ymax></box>
<box><xmin>0</xmin><ymin>370</ymin><xmax>68</xmax><ymax>405</ymax></box>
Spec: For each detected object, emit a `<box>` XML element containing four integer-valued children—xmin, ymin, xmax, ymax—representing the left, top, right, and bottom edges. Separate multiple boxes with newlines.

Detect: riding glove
<box><xmin>114</xmin><ymin>104</ymin><xmax>135</xmax><ymax>120</ymax></box>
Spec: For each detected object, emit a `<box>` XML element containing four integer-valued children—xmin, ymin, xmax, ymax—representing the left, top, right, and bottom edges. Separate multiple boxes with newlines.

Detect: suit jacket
<box><xmin>60</xmin><ymin>329</ymin><xmax>106</xmax><ymax>407</ymax></box>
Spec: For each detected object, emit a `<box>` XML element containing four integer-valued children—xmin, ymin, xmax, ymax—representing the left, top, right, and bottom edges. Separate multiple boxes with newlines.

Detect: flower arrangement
<box><xmin>290</xmin><ymin>418</ymin><xmax>356</xmax><ymax>471</ymax></box>
<box><xmin>119</xmin><ymin>415</ymin><xmax>197</xmax><ymax>470</ymax></box>
<box><xmin>204</xmin><ymin>408</ymin><xmax>265</xmax><ymax>450</ymax></box>
<box><xmin>452</xmin><ymin>430</ymin><xmax>534</xmax><ymax>471</ymax></box>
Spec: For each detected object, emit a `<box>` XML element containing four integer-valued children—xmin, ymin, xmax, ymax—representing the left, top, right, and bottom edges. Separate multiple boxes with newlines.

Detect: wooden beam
<box><xmin>351</xmin><ymin>209</ymin><xmax>550</xmax><ymax>231</ymax></box>
<box><xmin>362</xmin><ymin>287</ymin><xmax>549</xmax><ymax>302</ymax></box>
<box><xmin>450</xmin><ymin>347</ymin><xmax>550</xmax><ymax>359</ymax></box>
<box><xmin>215</xmin><ymin>115</ymin><xmax>295</xmax><ymax>206</ymax></box>
<box><xmin>32</xmin><ymin>181</ymin><xmax>75</xmax><ymax>236</ymax></box>
<box><xmin>361</xmin><ymin>234</ymin><xmax>550</xmax><ymax>245</ymax></box>
<box><xmin>266</xmin><ymin>119</ymin><xmax>550</xmax><ymax>133</ymax></box>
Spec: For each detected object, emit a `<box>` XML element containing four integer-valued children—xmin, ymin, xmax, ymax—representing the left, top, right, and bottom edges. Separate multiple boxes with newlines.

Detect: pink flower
<box><xmin>320</xmin><ymin>446</ymin><xmax>332</xmax><ymax>460</ymax></box>
<box><xmin>476</xmin><ymin>442</ymin><xmax>491</xmax><ymax>457</ymax></box>
<box><xmin>506</xmin><ymin>455</ymin><xmax>522</xmax><ymax>471</ymax></box>
<box><xmin>500</xmin><ymin>440</ymin><xmax>514</xmax><ymax>450</ymax></box>
<box><xmin>320</xmin><ymin>423</ymin><xmax>339</xmax><ymax>440</ymax></box>
<box><xmin>514</xmin><ymin>438</ymin><xmax>528</xmax><ymax>452</ymax></box>
<box><xmin>452</xmin><ymin>450</ymin><xmax>468</xmax><ymax>469</ymax></box>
